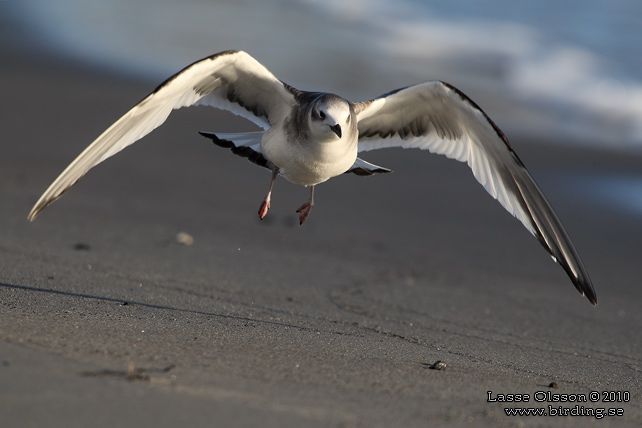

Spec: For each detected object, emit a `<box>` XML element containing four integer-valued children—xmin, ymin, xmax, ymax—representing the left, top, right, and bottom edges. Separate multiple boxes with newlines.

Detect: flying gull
<box><xmin>28</xmin><ymin>50</ymin><xmax>597</xmax><ymax>305</ymax></box>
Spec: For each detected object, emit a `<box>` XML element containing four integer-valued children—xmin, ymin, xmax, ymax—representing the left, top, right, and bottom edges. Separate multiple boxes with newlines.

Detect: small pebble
<box><xmin>176</xmin><ymin>232</ymin><xmax>194</xmax><ymax>246</ymax></box>
<box><xmin>548</xmin><ymin>382</ymin><xmax>558</xmax><ymax>388</ymax></box>
<box><xmin>73</xmin><ymin>242</ymin><xmax>91</xmax><ymax>251</ymax></box>
<box><xmin>429</xmin><ymin>360</ymin><xmax>447</xmax><ymax>370</ymax></box>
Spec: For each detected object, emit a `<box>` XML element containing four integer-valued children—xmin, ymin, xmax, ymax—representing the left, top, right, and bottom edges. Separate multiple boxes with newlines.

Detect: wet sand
<box><xmin>1</xmin><ymin>40</ymin><xmax>641</xmax><ymax>427</ymax></box>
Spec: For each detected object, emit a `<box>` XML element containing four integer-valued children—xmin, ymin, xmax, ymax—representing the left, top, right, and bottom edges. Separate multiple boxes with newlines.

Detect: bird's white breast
<box><xmin>261</xmin><ymin>124</ymin><xmax>358</xmax><ymax>186</ymax></box>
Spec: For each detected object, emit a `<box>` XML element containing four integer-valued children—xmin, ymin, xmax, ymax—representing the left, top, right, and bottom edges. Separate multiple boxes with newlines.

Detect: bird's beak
<box><xmin>330</xmin><ymin>124</ymin><xmax>342</xmax><ymax>138</ymax></box>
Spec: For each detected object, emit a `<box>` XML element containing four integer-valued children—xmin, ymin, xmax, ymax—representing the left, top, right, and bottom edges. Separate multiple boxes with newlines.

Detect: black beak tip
<box><xmin>330</xmin><ymin>124</ymin><xmax>342</xmax><ymax>138</ymax></box>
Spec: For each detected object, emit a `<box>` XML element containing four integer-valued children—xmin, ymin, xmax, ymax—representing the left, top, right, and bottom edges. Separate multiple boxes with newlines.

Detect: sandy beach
<box><xmin>2</xmin><ymin>31</ymin><xmax>642</xmax><ymax>427</ymax></box>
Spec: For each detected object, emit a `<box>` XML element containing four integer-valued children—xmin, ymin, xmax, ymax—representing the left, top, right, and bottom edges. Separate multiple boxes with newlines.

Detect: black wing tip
<box><xmin>580</xmin><ymin>281</ymin><xmax>598</xmax><ymax>306</ymax></box>
<box><xmin>568</xmin><ymin>274</ymin><xmax>597</xmax><ymax>306</ymax></box>
<box><xmin>199</xmin><ymin>131</ymin><xmax>272</xmax><ymax>170</ymax></box>
<box><xmin>346</xmin><ymin>167</ymin><xmax>393</xmax><ymax>176</ymax></box>
<box><xmin>199</xmin><ymin>131</ymin><xmax>234</xmax><ymax>148</ymax></box>
<box><xmin>585</xmin><ymin>292</ymin><xmax>598</xmax><ymax>307</ymax></box>
<box><xmin>198</xmin><ymin>131</ymin><xmax>217</xmax><ymax>139</ymax></box>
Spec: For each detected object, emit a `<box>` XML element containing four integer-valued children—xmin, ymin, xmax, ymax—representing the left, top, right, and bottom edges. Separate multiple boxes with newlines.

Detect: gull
<box><xmin>27</xmin><ymin>50</ymin><xmax>597</xmax><ymax>305</ymax></box>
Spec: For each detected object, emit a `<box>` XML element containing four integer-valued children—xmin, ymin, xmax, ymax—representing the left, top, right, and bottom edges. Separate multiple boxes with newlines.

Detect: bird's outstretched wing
<box><xmin>28</xmin><ymin>50</ymin><xmax>296</xmax><ymax>220</ymax></box>
<box><xmin>354</xmin><ymin>81</ymin><xmax>597</xmax><ymax>305</ymax></box>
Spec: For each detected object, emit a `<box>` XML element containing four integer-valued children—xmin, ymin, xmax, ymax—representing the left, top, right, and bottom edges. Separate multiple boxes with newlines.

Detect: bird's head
<box><xmin>308</xmin><ymin>94</ymin><xmax>352</xmax><ymax>142</ymax></box>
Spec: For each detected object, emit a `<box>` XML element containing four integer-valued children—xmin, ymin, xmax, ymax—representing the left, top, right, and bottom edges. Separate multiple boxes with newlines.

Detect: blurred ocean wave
<box><xmin>6</xmin><ymin>0</ymin><xmax>642</xmax><ymax>149</ymax></box>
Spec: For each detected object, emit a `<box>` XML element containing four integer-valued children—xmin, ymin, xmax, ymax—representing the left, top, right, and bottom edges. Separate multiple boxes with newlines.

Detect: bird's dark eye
<box><xmin>318</xmin><ymin>110</ymin><xmax>326</xmax><ymax>120</ymax></box>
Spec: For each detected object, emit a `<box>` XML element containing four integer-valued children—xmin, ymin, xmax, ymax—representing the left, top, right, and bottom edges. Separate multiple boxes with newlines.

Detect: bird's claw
<box><xmin>296</xmin><ymin>202</ymin><xmax>312</xmax><ymax>225</ymax></box>
<box><xmin>258</xmin><ymin>200</ymin><xmax>270</xmax><ymax>220</ymax></box>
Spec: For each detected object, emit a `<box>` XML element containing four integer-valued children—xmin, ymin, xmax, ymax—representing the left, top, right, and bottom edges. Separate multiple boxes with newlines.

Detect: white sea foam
<box><xmin>9</xmin><ymin>0</ymin><xmax>642</xmax><ymax>149</ymax></box>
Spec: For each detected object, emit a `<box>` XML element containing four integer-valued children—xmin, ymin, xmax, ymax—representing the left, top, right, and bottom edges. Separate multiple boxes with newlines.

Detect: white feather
<box><xmin>28</xmin><ymin>50</ymin><xmax>295</xmax><ymax>220</ymax></box>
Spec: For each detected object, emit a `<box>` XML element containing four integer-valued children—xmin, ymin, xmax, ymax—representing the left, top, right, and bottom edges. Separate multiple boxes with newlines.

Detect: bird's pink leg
<box><xmin>296</xmin><ymin>185</ymin><xmax>315</xmax><ymax>225</ymax></box>
<box><xmin>258</xmin><ymin>168</ymin><xmax>279</xmax><ymax>220</ymax></box>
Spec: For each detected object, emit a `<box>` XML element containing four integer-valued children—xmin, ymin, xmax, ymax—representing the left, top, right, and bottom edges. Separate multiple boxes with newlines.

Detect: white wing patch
<box><xmin>356</xmin><ymin>83</ymin><xmax>535</xmax><ymax>235</ymax></box>
<box><xmin>355</xmin><ymin>81</ymin><xmax>597</xmax><ymax>305</ymax></box>
<box><xmin>28</xmin><ymin>50</ymin><xmax>295</xmax><ymax>220</ymax></box>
